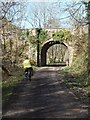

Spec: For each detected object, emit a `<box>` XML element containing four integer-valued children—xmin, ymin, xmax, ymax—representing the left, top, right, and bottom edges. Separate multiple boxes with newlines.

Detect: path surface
<box><xmin>3</xmin><ymin>67</ymin><xmax>88</xmax><ymax>118</ymax></box>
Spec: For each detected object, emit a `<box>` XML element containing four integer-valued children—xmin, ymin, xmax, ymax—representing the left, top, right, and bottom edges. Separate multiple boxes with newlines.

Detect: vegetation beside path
<box><xmin>2</xmin><ymin>67</ymin><xmax>23</xmax><ymax>106</ymax></box>
<box><xmin>59</xmin><ymin>68</ymin><xmax>88</xmax><ymax>104</ymax></box>
<box><xmin>59</xmin><ymin>53</ymin><xmax>89</xmax><ymax>104</ymax></box>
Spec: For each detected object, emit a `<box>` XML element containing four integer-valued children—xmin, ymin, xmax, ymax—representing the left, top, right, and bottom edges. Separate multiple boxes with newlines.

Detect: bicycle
<box><xmin>24</xmin><ymin>67</ymin><xmax>33</xmax><ymax>81</ymax></box>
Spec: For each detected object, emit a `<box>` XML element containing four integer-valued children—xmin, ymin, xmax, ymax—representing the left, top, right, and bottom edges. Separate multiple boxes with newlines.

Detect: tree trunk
<box><xmin>2</xmin><ymin>65</ymin><xmax>11</xmax><ymax>76</ymax></box>
<box><xmin>87</xmin><ymin>2</ymin><xmax>90</xmax><ymax>85</ymax></box>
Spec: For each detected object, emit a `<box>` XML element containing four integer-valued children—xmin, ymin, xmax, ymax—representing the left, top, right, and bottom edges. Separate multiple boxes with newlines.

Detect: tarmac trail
<box><xmin>3</xmin><ymin>67</ymin><xmax>88</xmax><ymax>118</ymax></box>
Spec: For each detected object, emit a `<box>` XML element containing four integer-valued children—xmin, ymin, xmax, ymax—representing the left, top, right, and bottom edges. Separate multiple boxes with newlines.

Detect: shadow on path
<box><xmin>2</xmin><ymin>67</ymin><xmax>88</xmax><ymax>118</ymax></box>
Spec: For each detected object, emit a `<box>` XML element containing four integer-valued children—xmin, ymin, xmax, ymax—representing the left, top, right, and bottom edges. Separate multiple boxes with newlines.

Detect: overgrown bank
<box><xmin>2</xmin><ymin>67</ymin><xmax>23</xmax><ymax>106</ymax></box>
<box><xmin>60</xmin><ymin>52</ymin><xmax>89</xmax><ymax>104</ymax></box>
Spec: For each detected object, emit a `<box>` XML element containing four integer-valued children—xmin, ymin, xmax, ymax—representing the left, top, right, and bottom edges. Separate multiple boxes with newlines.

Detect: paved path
<box><xmin>3</xmin><ymin>67</ymin><xmax>88</xmax><ymax>118</ymax></box>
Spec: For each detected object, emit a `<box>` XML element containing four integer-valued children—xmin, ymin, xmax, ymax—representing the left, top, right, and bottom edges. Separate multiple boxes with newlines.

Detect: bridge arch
<box><xmin>41</xmin><ymin>40</ymin><xmax>69</xmax><ymax>66</ymax></box>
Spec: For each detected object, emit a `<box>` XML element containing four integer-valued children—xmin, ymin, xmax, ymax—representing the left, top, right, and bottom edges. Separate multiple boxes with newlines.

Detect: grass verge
<box><xmin>60</xmin><ymin>66</ymin><xmax>89</xmax><ymax>93</ymax></box>
<box><xmin>2</xmin><ymin>68</ymin><xmax>24</xmax><ymax>106</ymax></box>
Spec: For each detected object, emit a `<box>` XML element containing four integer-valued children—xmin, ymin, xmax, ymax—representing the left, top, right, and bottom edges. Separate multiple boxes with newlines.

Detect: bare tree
<box><xmin>0</xmin><ymin>1</ymin><xmax>27</xmax><ymax>74</ymax></box>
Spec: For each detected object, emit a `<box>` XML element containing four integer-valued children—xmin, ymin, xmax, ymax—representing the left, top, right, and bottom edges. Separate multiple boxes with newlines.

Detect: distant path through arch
<box><xmin>41</xmin><ymin>40</ymin><xmax>68</xmax><ymax>66</ymax></box>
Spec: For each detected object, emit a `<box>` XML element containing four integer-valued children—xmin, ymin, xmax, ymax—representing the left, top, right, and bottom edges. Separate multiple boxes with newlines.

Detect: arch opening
<box><xmin>41</xmin><ymin>40</ymin><xmax>69</xmax><ymax>66</ymax></box>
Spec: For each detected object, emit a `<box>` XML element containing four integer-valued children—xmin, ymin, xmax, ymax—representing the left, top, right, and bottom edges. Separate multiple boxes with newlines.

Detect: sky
<box><xmin>19</xmin><ymin>2</ymin><xmax>70</xmax><ymax>28</ymax></box>
<box><xmin>1</xmin><ymin>0</ymin><xmax>87</xmax><ymax>29</ymax></box>
<box><xmin>17</xmin><ymin>1</ymin><xmax>86</xmax><ymax>29</ymax></box>
<box><xmin>2</xmin><ymin>0</ymin><xmax>87</xmax><ymax>2</ymax></box>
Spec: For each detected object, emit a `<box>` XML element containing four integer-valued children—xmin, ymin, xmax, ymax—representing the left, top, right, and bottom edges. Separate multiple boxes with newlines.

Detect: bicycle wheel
<box><xmin>28</xmin><ymin>71</ymin><xmax>31</xmax><ymax>81</ymax></box>
<box><xmin>25</xmin><ymin>72</ymin><xmax>28</xmax><ymax>81</ymax></box>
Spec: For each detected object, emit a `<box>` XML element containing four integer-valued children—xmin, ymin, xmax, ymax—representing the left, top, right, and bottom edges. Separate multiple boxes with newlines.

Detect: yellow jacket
<box><xmin>22</xmin><ymin>59</ymin><xmax>32</xmax><ymax>69</ymax></box>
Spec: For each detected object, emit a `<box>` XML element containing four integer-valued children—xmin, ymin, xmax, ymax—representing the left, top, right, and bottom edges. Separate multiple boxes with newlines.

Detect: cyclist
<box><xmin>22</xmin><ymin>57</ymin><xmax>33</xmax><ymax>81</ymax></box>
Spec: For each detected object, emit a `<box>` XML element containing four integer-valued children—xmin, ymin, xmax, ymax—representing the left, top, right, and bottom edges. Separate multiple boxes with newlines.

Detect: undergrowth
<box><xmin>2</xmin><ymin>68</ymin><xmax>24</xmax><ymax>105</ymax></box>
<box><xmin>61</xmin><ymin>53</ymin><xmax>89</xmax><ymax>93</ymax></box>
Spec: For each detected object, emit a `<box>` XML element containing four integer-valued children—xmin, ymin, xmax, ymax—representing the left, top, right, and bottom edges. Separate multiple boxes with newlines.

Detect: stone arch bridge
<box><xmin>40</xmin><ymin>39</ymin><xmax>74</xmax><ymax>66</ymax></box>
